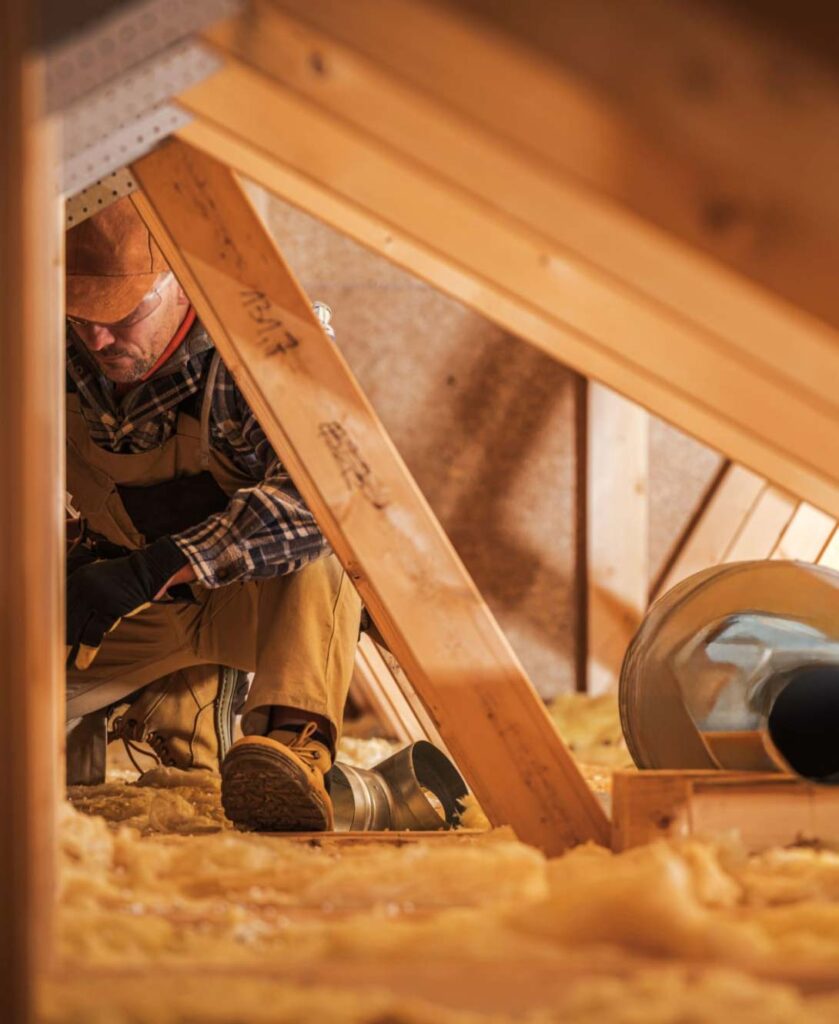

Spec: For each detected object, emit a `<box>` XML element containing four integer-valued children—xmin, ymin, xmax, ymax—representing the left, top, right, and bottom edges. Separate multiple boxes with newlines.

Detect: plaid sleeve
<box><xmin>171</xmin><ymin>377</ymin><xmax>329</xmax><ymax>587</ymax></box>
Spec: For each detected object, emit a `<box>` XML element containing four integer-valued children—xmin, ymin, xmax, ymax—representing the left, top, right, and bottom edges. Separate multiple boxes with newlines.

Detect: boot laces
<box><xmin>284</xmin><ymin>721</ymin><xmax>325</xmax><ymax>771</ymax></box>
<box><xmin>109</xmin><ymin>714</ymin><xmax>175</xmax><ymax>773</ymax></box>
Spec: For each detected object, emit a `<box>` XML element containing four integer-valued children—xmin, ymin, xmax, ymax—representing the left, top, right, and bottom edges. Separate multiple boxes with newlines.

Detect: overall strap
<box><xmin>199</xmin><ymin>350</ymin><xmax>222</xmax><ymax>471</ymax></box>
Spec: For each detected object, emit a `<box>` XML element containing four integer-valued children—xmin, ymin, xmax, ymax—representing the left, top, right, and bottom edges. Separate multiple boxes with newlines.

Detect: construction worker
<box><xmin>64</xmin><ymin>197</ymin><xmax>361</xmax><ymax>831</ymax></box>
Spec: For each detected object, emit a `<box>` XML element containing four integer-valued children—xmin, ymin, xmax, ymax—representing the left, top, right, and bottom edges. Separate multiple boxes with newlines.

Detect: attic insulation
<box><xmin>51</xmin><ymin>700</ymin><xmax>839</xmax><ymax>1022</ymax></box>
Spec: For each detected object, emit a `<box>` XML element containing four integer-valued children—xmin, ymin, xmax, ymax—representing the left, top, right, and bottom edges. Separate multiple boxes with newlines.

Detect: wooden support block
<box><xmin>586</xmin><ymin>384</ymin><xmax>648</xmax><ymax>695</ymax></box>
<box><xmin>131</xmin><ymin>139</ymin><xmax>609</xmax><ymax>854</ymax></box>
<box><xmin>175</xmin><ymin>3</ymin><xmax>839</xmax><ymax>518</ymax></box>
<box><xmin>612</xmin><ymin>770</ymin><xmax>839</xmax><ymax>853</ymax></box>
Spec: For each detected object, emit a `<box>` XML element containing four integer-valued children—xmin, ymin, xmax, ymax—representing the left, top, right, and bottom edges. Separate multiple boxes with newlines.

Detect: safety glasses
<box><xmin>67</xmin><ymin>271</ymin><xmax>175</xmax><ymax>331</ymax></box>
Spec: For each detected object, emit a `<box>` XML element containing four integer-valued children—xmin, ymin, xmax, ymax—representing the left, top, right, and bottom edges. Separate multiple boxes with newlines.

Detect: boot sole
<box><xmin>221</xmin><ymin>737</ymin><xmax>333</xmax><ymax>832</ymax></box>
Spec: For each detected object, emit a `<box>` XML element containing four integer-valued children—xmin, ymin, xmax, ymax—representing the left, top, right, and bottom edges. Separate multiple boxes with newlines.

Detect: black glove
<box><xmin>66</xmin><ymin>536</ymin><xmax>189</xmax><ymax>671</ymax></box>
<box><xmin>67</xmin><ymin>542</ymin><xmax>101</xmax><ymax>578</ymax></box>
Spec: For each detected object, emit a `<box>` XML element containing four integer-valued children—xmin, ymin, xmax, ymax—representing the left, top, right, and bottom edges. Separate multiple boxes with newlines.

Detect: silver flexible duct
<box><xmin>619</xmin><ymin>560</ymin><xmax>839</xmax><ymax>782</ymax></box>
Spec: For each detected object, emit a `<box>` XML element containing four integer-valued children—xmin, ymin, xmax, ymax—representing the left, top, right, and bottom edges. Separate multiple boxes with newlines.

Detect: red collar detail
<box><xmin>143</xmin><ymin>306</ymin><xmax>197</xmax><ymax>381</ymax></box>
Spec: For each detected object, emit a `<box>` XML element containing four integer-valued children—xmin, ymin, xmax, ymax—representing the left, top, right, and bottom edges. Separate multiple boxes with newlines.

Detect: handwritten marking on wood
<box><xmin>318</xmin><ymin>421</ymin><xmax>391</xmax><ymax>510</ymax></box>
<box><xmin>240</xmin><ymin>288</ymin><xmax>301</xmax><ymax>356</ymax></box>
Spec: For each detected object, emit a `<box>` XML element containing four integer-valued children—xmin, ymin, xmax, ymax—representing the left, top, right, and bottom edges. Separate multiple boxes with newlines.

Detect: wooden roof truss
<box><xmin>7</xmin><ymin>0</ymin><xmax>839</xmax><ymax>1018</ymax></box>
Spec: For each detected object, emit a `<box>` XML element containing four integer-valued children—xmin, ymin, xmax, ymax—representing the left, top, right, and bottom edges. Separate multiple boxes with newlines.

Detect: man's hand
<box><xmin>66</xmin><ymin>536</ymin><xmax>190</xmax><ymax>670</ymax></box>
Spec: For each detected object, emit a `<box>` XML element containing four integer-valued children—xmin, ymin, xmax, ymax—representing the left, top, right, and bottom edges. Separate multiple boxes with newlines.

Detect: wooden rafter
<box><xmin>722</xmin><ymin>485</ymin><xmax>798</xmax><ymax>563</ymax></box>
<box><xmin>351</xmin><ymin>634</ymin><xmax>445</xmax><ymax>748</ymax></box>
<box><xmin>168</xmin><ymin>1</ymin><xmax>839</xmax><ymax>517</ymax></box>
<box><xmin>820</xmin><ymin>530</ymin><xmax>839</xmax><ymax>571</ymax></box>
<box><xmin>11</xmin><ymin>3</ymin><xmax>839</xmax><ymax>1018</ymax></box>
<box><xmin>0</xmin><ymin>9</ymin><xmax>63</xmax><ymax>1019</ymax></box>
<box><xmin>654</xmin><ymin>461</ymin><xmax>839</xmax><ymax>604</ymax></box>
<box><xmin>130</xmin><ymin>138</ymin><xmax>609</xmax><ymax>853</ymax></box>
<box><xmin>442</xmin><ymin>0</ymin><xmax>839</xmax><ymax>330</ymax></box>
<box><xmin>586</xmin><ymin>384</ymin><xmax>648</xmax><ymax>694</ymax></box>
<box><xmin>772</xmin><ymin>503</ymin><xmax>836</xmax><ymax>563</ymax></box>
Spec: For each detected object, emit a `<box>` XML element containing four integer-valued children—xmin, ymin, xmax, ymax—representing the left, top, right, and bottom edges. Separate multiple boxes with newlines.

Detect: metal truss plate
<box><xmin>45</xmin><ymin>0</ymin><xmax>241</xmax><ymax>112</ymax></box>
<box><xmin>65</xmin><ymin>168</ymin><xmax>139</xmax><ymax>228</ymax></box>
<box><xmin>62</xmin><ymin>102</ymin><xmax>192</xmax><ymax>196</ymax></box>
<box><xmin>61</xmin><ymin>39</ymin><xmax>221</xmax><ymax>162</ymax></box>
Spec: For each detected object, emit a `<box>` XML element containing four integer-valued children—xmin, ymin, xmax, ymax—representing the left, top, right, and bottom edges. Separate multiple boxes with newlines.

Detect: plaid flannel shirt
<box><xmin>66</xmin><ymin>316</ymin><xmax>329</xmax><ymax>587</ymax></box>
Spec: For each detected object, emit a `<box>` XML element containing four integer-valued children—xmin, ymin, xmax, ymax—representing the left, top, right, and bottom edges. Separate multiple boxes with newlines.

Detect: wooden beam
<box><xmin>176</xmin><ymin>44</ymin><xmax>839</xmax><ymax>517</ymax></box>
<box><xmin>263</xmin><ymin>0</ymin><xmax>839</xmax><ymax>338</ymax></box>
<box><xmin>655</xmin><ymin>467</ymin><xmax>838</xmax><ymax>606</ymax></box>
<box><xmin>771</xmin><ymin>502</ymin><xmax>836</xmax><ymax>562</ymax></box>
<box><xmin>652</xmin><ymin>464</ymin><xmax>764</xmax><ymax>599</ymax></box>
<box><xmin>370</xmin><ymin>640</ymin><xmax>451</xmax><ymax>757</ymax></box>
<box><xmin>352</xmin><ymin>634</ymin><xmax>430</xmax><ymax>745</ymax></box>
<box><xmin>819</xmin><ymin>529</ymin><xmax>839</xmax><ymax>571</ymax></box>
<box><xmin>612</xmin><ymin>770</ymin><xmax>839</xmax><ymax>854</ymax></box>
<box><xmin>130</xmin><ymin>139</ymin><xmax>609</xmax><ymax>853</ymax></box>
<box><xmin>722</xmin><ymin>486</ymin><xmax>798</xmax><ymax>563</ymax></box>
<box><xmin>0</xmin><ymin>10</ymin><xmax>63</xmax><ymax>1020</ymax></box>
<box><xmin>445</xmin><ymin>0</ymin><xmax>839</xmax><ymax>330</ymax></box>
<box><xmin>586</xmin><ymin>384</ymin><xmax>648</xmax><ymax>694</ymax></box>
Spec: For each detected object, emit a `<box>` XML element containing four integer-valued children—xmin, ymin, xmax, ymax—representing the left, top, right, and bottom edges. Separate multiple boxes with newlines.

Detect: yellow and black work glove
<box><xmin>66</xmin><ymin>536</ymin><xmax>189</xmax><ymax>670</ymax></box>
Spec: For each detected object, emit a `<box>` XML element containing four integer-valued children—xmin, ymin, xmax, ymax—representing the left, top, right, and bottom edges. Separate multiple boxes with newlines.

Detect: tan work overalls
<box><xmin>65</xmin><ymin>352</ymin><xmax>361</xmax><ymax>740</ymax></box>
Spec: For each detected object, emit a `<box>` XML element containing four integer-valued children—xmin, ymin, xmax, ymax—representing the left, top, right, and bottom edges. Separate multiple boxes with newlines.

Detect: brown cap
<box><xmin>66</xmin><ymin>197</ymin><xmax>169</xmax><ymax>322</ymax></box>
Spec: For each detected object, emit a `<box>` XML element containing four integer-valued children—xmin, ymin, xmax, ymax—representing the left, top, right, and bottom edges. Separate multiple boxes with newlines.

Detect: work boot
<box><xmin>221</xmin><ymin>721</ymin><xmax>334</xmax><ymax>831</ymax></box>
<box><xmin>110</xmin><ymin>665</ymin><xmax>248</xmax><ymax>774</ymax></box>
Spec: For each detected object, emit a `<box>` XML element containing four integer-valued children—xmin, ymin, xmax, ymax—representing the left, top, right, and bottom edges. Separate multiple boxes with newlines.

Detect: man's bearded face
<box><xmin>69</xmin><ymin>273</ymin><xmax>186</xmax><ymax>383</ymax></box>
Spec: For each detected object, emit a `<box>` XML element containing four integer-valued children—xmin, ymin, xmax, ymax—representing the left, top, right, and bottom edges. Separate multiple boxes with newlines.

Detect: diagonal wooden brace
<box><xmin>131</xmin><ymin>138</ymin><xmax>609</xmax><ymax>852</ymax></box>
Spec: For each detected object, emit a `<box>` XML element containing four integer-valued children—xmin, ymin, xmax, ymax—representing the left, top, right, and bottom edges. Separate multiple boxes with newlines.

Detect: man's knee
<box><xmin>256</xmin><ymin>555</ymin><xmax>361</xmax><ymax>616</ymax></box>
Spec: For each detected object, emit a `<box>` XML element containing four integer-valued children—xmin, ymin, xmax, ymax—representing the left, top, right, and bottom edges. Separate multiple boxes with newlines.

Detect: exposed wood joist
<box><xmin>819</xmin><ymin>529</ymin><xmax>839</xmax><ymax>571</ymax></box>
<box><xmin>655</xmin><ymin>461</ymin><xmax>839</xmax><ymax>606</ymax></box>
<box><xmin>586</xmin><ymin>385</ymin><xmax>648</xmax><ymax>695</ymax></box>
<box><xmin>0</xmin><ymin>7</ymin><xmax>63</xmax><ymax>1019</ymax></box>
<box><xmin>653</xmin><ymin>464</ymin><xmax>763</xmax><ymax>600</ymax></box>
<box><xmin>771</xmin><ymin>502</ymin><xmax>836</xmax><ymax>563</ymax></box>
<box><xmin>722</xmin><ymin>485</ymin><xmax>798</xmax><ymax>563</ymax></box>
<box><xmin>170</xmin><ymin>0</ymin><xmax>839</xmax><ymax>518</ymax></box>
<box><xmin>443</xmin><ymin>0</ymin><xmax>839</xmax><ymax>330</ymax></box>
<box><xmin>130</xmin><ymin>138</ymin><xmax>609</xmax><ymax>854</ymax></box>
<box><xmin>352</xmin><ymin>634</ymin><xmax>447</xmax><ymax>749</ymax></box>
<box><xmin>370</xmin><ymin>640</ymin><xmax>452</xmax><ymax>757</ymax></box>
